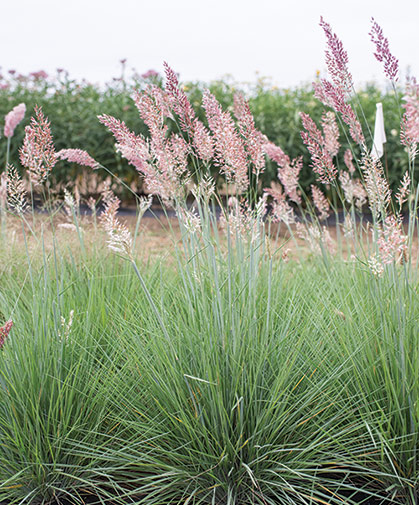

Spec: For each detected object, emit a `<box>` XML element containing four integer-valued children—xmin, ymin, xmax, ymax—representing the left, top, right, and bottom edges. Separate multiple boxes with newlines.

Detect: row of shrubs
<box><xmin>0</xmin><ymin>66</ymin><xmax>409</xmax><ymax>199</ymax></box>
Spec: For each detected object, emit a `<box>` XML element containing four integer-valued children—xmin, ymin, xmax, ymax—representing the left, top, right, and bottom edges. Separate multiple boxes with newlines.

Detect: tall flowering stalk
<box><xmin>56</xmin><ymin>149</ymin><xmax>99</xmax><ymax>169</ymax></box>
<box><xmin>202</xmin><ymin>90</ymin><xmax>249</xmax><ymax>193</ymax></box>
<box><xmin>377</xmin><ymin>214</ymin><xmax>407</xmax><ymax>264</ymax></box>
<box><xmin>313</xmin><ymin>80</ymin><xmax>365</xmax><ymax>146</ymax></box>
<box><xmin>361</xmin><ymin>154</ymin><xmax>391</xmax><ymax>217</ymax></box>
<box><xmin>20</xmin><ymin>106</ymin><xmax>56</xmax><ymax>185</ymax></box>
<box><xmin>164</xmin><ymin>63</ymin><xmax>214</xmax><ymax>163</ymax></box>
<box><xmin>369</xmin><ymin>18</ymin><xmax>399</xmax><ymax>82</ymax></box>
<box><xmin>343</xmin><ymin>149</ymin><xmax>356</xmax><ymax>174</ymax></box>
<box><xmin>300</xmin><ymin>112</ymin><xmax>337</xmax><ymax>183</ymax></box>
<box><xmin>233</xmin><ymin>93</ymin><xmax>266</xmax><ymax>177</ymax></box>
<box><xmin>311</xmin><ymin>185</ymin><xmax>330</xmax><ymax>221</ymax></box>
<box><xmin>319</xmin><ymin>16</ymin><xmax>353</xmax><ymax>94</ymax></box>
<box><xmin>6</xmin><ymin>164</ymin><xmax>27</xmax><ymax>215</ymax></box>
<box><xmin>321</xmin><ymin>111</ymin><xmax>340</xmax><ymax>157</ymax></box>
<box><xmin>100</xmin><ymin>188</ymin><xmax>133</xmax><ymax>257</ymax></box>
<box><xmin>264</xmin><ymin>183</ymin><xmax>295</xmax><ymax>225</ymax></box>
<box><xmin>4</xmin><ymin>103</ymin><xmax>26</xmax><ymax>139</ymax></box>
<box><xmin>264</xmin><ymin>142</ymin><xmax>302</xmax><ymax>204</ymax></box>
<box><xmin>401</xmin><ymin>78</ymin><xmax>419</xmax><ymax>152</ymax></box>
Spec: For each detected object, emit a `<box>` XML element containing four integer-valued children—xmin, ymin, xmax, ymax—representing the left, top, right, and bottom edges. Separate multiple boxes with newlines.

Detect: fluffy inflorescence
<box><xmin>264</xmin><ymin>183</ymin><xmax>295</xmax><ymax>225</ymax></box>
<box><xmin>264</xmin><ymin>141</ymin><xmax>302</xmax><ymax>204</ymax></box>
<box><xmin>6</xmin><ymin>164</ymin><xmax>27</xmax><ymax>215</ymax></box>
<box><xmin>402</xmin><ymin>78</ymin><xmax>419</xmax><ymax>149</ymax></box>
<box><xmin>300</xmin><ymin>112</ymin><xmax>337</xmax><ymax>183</ymax></box>
<box><xmin>20</xmin><ymin>106</ymin><xmax>56</xmax><ymax>184</ymax></box>
<box><xmin>361</xmin><ymin>155</ymin><xmax>391</xmax><ymax>216</ymax></box>
<box><xmin>369</xmin><ymin>18</ymin><xmax>399</xmax><ymax>81</ymax></box>
<box><xmin>56</xmin><ymin>149</ymin><xmax>99</xmax><ymax>169</ymax></box>
<box><xmin>202</xmin><ymin>90</ymin><xmax>249</xmax><ymax>192</ymax></box>
<box><xmin>0</xmin><ymin>320</ymin><xmax>13</xmax><ymax>349</ymax></box>
<box><xmin>378</xmin><ymin>214</ymin><xmax>407</xmax><ymax>264</ymax></box>
<box><xmin>220</xmin><ymin>195</ymin><xmax>266</xmax><ymax>243</ymax></box>
<box><xmin>396</xmin><ymin>171</ymin><xmax>410</xmax><ymax>211</ymax></box>
<box><xmin>100</xmin><ymin>188</ymin><xmax>133</xmax><ymax>256</ymax></box>
<box><xmin>233</xmin><ymin>93</ymin><xmax>266</xmax><ymax>176</ymax></box>
<box><xmin>311</xmin><ymin>185</ymin><xmax>330</xmax><ymax>220</ymax></box>
<box><xmin>4</xmin><ymin>103</ymin><xmax>26</xmax><ymax>138</ymax></box>
<box><xmin>319</xmin><ymin>16</ymin><xmax>353</xmax><ymax>93</ymax></box>
<box><xmin>313</xmin><ymin>80</ymin><xmax>365</xmax><ymax>146</ymax></box>
<box><xmin>321</xmin><ymin>111</ymin><xmax>340</xmax><ymax>157</ymax></box>
<box><xmin>343</xmin><ymin>149</ymin><xmax>356</xmax><ymax>174</ymax></box>
<box><xmin>339</xmin><ymin>171</ymin><xmax>367</xmax><ymax>210</ymax></box>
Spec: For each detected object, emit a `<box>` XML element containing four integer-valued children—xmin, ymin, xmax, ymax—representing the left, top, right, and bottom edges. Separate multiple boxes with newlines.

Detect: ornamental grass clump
<box><xmin>0</xmin><ymin>15</ymin><xmax>418</xmax><ymax>505</ymax></box>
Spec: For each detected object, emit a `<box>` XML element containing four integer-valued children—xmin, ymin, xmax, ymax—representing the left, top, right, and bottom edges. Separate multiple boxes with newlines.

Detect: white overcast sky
<box><xmin>2</xmin><ymin>0</ymin><xmax>419</xmax><ymax>88</ymax></box>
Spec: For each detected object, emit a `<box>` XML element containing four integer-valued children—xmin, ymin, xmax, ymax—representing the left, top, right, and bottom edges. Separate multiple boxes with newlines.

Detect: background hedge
<box><xmin>0</xmin><ymin>69</ymin><xmax>410</xmax><ymax>200</ymax></box>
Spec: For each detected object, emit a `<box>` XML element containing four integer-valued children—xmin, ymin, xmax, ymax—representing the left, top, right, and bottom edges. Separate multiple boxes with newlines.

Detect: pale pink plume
<box><xmin>313</xmin><ymin>79</ymin><xmax>365</xmax><ymax>146</ymax></box>
<box><xmin>311</xmin><ymin>185</ymin><xmax>330</xmax><ymax>220</ymax></box>
<box><xmin>203</xmin><ymin>90</ymin><xmax>249</xmax><ymax>193</ymax></box>
<box><xmin>300</xmin><ymin>112</ymin><xmax>337</xmax><ymax>183</ymax></box>
<box><xmin>4</xmin><ymin>103</ymin><xmax>26</xmax><ymax>138</ymax></box>
<box><xmin>56</xmin><ymin>149</ymin><xmax>99</xmax><ymax>169</ymax></box>
<box><xmin>20</xmin><ymin>106</ymin><xmax>56</xmax><ymax>184</ymax></box>
<box><xmin>369</xmin><ymin>18</ymin><xmax>399</xmax><ymax>81</ymax></box>
<box><xmin>0</xmin><ymin>320</ymin><xmax>12</xmax><ymax>349</ymax></box>
<box><xmin>319</xmin><ymin>16</ymin><xmax>353</xmax><ymax>93</ymax></box>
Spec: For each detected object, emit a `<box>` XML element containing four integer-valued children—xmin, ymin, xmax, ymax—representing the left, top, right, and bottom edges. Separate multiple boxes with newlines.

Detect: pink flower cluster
<box><xmin>4</xmin><ymin>103</ymin><xmax>26</xmax><ymax>138</ymax></box>
<box><xmin>264</xmin><ymin>183</ymin><xmax>295</xmax><ymax>225</ymax></box>
<box><xmin>263</xmin><ymin>142</ymin><xmax>302</xmax><ymax>204</ymax></box>
<box><xmin>233</xmin><ymin>93</ymin><xmax>266</xmax><ymax>176</ymax></box>
<box><xmin>311</xmin><ymin>185</ymin><xmax>330</xmax><ymax>220</ymax></box>
<box><xmin>319</xmin><ymin>16</ymin><xmax>353</xmax><ymax>93</ymax></box>
<box><xmin>20</xmin><ymin>106</ymin><xmax>57</xmax><ymax>184</ymax></box>
<box><xmin>369</xmin><ymin>18</ymin><xmax>399</xmax><ymax>81</ymax></box>
<box><xmin>343</xmin><ymin>149</ymin><xmax>356</xmax><ymax>174</ymax></box>
<box><xmin>401</xmin><ymin>78</ymin><xmax>419</xmax><ymax>149</ymax></box>
<box><xmin>361</xmin><ymin>155</ymin><xmax>391</xmax><ymax>216</ymax></box>
<box><xmin>56</xmin><ymin>149</ymin><xmax>99</xmax><ymax>169</ymax></box>
<box><xmin>321</xmin><ymin>111</ymin><xmax>340</xmax><ymax>157</ymax></box>
<box><xmin>314</xmin><ymin>80</ymin><xmax>365</xmax><ymax>146</ymax></box>
<box><xmin>300</xmin><ymin>112</ymin><xmax>337</xmax><ymax>183</ymax></box>
<box><xmin>203</xmin><ymin>90</ymin><xmax>249</xmax><ymax>192</ymax></box>
<box><xmin>0</xmin><ymin>320</ymin><xmax>12</xmax><ymax>349</ymax></box>
<box><xmin>378</xmin><ymin>215</ymin><xmax>407</xmax><ymax>264</ymax></box>
<box><xmin>339</xmin><ymin>171</ymin><xmax>367</xmax><ymax>210</ymax></box>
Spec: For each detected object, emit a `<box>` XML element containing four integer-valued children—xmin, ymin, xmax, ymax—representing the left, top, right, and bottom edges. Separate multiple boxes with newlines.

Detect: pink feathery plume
<box><xmin>163</xmin><ymin>62</ymin><xmax>195</xmax><ymax>132</ymax></box>
<box><xmin>203</xmin><ymin>90</ymin><xmax>249</xmax><ymax>192</ymax></box>
<box><xmin>343</xmin><ymin>149</ymin><xmax>356</xmax><ymax>174</ymax></box>
<box><xmin>263</xmin><ymin>142</ymin><xmax>289</xmax><ymax>167</ymax></box>
<box><xmin>300</xmin><ymin>112</ymin><xmax>337</xmax><ymax>184</ymax></box>
<box><xmin>233</xmin><ymin>93</ymin><xmax>266</xmax><ymax>176</ymax></box>
<box><xmin>4</xmin><ymin>103</ymin><xmax>26</xmax><ymax>138</ymax></box>
<box><xmin>0</xmin><ymin>320</ymin><xmax>12</xmax><ymax>349</ymax></box>
<box><xmin>314</xmin><ymin>79</ymin><xmax>365</xmax><ymax>146</ymax></box>
<box><xmin>401</xmin><ymin>78</ymin><xmax>419</xmax><ymax>149</ymax></box>
<box><xmin>369</xmin><ymin>18</ymin><xmax>399</xmax><ymax>81</ymax></box>
<box><xmin>264</xmin><ymin>141</ymin><xmax>302</xmax><ymax>204</ymax></box>
<box><xmin>264</xmin><ymin>183</ymin><xmax>295</xmax><ymax>225</ymax></box>
<box><xmin>378</xmin><ymin>215</ymin><xmax>407</xmax><ymax>264</ymax></box>
<box><xmin>56</xmin><ymin>149</ymin><xmax>99</xmax><ymax>169</ymax></box>
<box><xmin>319</xmin><ymin>16</ymin><xmax>353</xmax><ymax>93</ymax></box>
<box><xmin>20</xmin><ymin>106</ymin><xmax>56</xmax><ymax>184</ymax></box>
<box><xmin>163</xmin><ymin>63</ymin><xmax>214</xmax><ymax>163</ymax></box>
<box><xmin>98</xmin><ymin>114</ymin><xmax>150</xmax><ymax>173</ymax></box>
<box><xmin>361</xmin><ymin>155</ymin><xmax>391</xmax><ymax>216</ymax></box>
<box><xmin>311</xmin><ymin>185</ymin><xmax>330</xmax><ymax>220</ymax></box>
<box><xmin>321</xmin><ymin>111</ymin><xmax>340</xmax><ymax>157</ymax></box>
<box><xmin>192</xmin><ymin>120</ymin><xmax>214</xmax><ymax>162</ymax></box>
